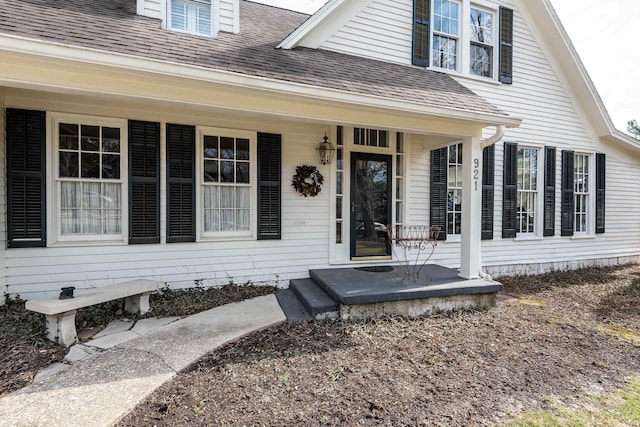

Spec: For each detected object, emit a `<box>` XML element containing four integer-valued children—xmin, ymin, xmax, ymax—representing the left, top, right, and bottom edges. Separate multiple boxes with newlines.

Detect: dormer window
<box><xmin>169</xmin><ymin>0</ymin><xmax>213</xmax><ymax>37</ymax></box>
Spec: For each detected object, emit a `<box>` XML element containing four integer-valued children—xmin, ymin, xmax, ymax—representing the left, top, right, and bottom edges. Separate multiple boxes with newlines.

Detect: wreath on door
<box><xmin>291</xmin><ymin>165</ymin><xmax>324</xmax><ymax>197</ymax></box>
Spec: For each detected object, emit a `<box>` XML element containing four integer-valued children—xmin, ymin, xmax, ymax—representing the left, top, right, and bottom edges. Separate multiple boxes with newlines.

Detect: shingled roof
<box><xmin>0</xmin><ymin>0</ymin><xmax>509</xmax><ymax>119</ymax></box>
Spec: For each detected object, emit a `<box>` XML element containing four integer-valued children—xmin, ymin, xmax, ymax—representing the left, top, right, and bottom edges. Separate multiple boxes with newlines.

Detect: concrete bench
<box><xmin>25</xmin><ymin>279</ymin><xmax>163</xmax><ymax>347</ymax></box>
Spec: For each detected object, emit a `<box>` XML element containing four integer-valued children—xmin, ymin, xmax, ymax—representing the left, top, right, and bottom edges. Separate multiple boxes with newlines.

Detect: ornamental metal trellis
<box><xmin>386</xmin><ymin>224</ymin><xmax>441</xmax><ymax>285</ymax></box>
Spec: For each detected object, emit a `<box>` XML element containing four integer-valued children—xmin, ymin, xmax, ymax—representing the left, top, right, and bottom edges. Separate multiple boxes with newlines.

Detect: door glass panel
<box><xmin>352</xmin><ymin>154</ymin><xmax>390</xmax><ymax>258</ymax></box>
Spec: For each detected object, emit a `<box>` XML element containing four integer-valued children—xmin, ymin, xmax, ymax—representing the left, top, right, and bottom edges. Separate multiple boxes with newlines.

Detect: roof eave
<box><xmin>0</xmin><ymin>34</ymin><xmax>521</xmax><ymax>128</ymax></box>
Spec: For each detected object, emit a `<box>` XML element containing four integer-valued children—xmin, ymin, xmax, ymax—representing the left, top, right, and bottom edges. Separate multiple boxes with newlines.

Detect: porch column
<box><xmin>459</xmin><ymin>135</ymin><xmax>483</xmax><ymax>279</ymax></box>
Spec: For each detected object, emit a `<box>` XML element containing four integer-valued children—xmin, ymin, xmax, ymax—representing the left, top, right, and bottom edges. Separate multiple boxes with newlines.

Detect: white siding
<box><xmin>319</xmin><ymin>0</ymin><xmax>413</xmax><ymax>65</ymax></box>
<box><xmin>137</xmin><ymin>0</ymin><xmax>163</xmax><ymax>20</ymax></box>
<box><xmin>2</xmin><ymin>90</ymin><xmax>331</xmax><ymax>300</ymax></box>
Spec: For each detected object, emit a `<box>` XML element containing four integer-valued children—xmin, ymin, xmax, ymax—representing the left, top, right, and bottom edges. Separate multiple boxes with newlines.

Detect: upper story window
<box><xmin>169</xmin><ymin>0</ymin><xmax>213</xmax><ymax>37</ymax></box>
<box><xmin>470</xmin><ymin>7</ymin><xmax>494</xmax><ymax>78</ymax></box>
<box><xmin>412</xmin><ymin>1</ymin><xmax>513</xmax><ymax>83</ymax></box>
<box><xmin>432</xmin><ymin>0</ymin><xmax>460</xmax><ymax>70</ymax></box>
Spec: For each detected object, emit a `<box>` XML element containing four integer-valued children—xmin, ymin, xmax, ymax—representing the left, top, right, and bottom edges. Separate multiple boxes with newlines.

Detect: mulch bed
<box><xmin>118</xmin><ymin>265</ymin><xmax>640</xmax><ymax>426</ymax></box>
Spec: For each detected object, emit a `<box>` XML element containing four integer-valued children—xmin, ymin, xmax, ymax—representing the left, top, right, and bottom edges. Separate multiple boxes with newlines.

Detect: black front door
<box><xmin>350</xmin><ymin>153</ymin><xmax>392</xmax><ymax>259</ymax></box>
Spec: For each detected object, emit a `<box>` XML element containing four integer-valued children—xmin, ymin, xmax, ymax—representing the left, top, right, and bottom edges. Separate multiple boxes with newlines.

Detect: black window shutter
<box><xmin>481</xmin><ymin>145</ymin><xmax>495</xmax><ymax>240</ymax></box>
<box><xmin>499</xmin><ymin>7</ymin><xmax>514</xmax><ymax>84</ymax></box>
<box><xmin>595</xmin><ymin>153</ymin><xmax>606</xmax><ymax>234</ymax></box>
<box><xmin>412</xmin><ymin>0</ymin><xmax>430</xmax><ymax>66</ymax></box>
<box><xmin>543</xmin><ymin>146</ymin><xmax>556</xmax><ymax>237</ymax></box>
<box><xmin>129</xmin><ymin>120</ymin><xmax>160</xmax><ymax>244</ymax></box>
<box><xmin>257</xmin><ymin>132</ymin><xmax>282</xmax><ymax>240</ymax></box>
<box><xmin>6</xmin><ymin>108</ymin><xmax>46</xmax><ymax>248</ymax></box>
<box><xmin>561</xmin><ymin>150</ymin><xmax>575</xmax><ymax>236</ymax></box>
<box><xmin>502</xmin><ymin>142</ymin><xmax>518</xmax><ymax>238</ymax></box>
<box><xmin>166</xmin><ymin>124</ymin><xmax>195</xmax><ymax>243</ymax></box>
<box><xmin>430</xmin><ymin>147</ymin><xmax>447</xmax><ymax>241</ymax></box>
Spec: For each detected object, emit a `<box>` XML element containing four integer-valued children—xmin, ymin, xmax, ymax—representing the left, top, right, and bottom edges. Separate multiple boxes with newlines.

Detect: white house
<box><xmin>0</xmin><ymin>0</ymin><xmax>638</xmax><ymax>301</ymax></box>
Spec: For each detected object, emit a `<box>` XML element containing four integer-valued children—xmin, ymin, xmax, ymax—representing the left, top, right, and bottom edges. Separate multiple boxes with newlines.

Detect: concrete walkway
<box><xmin>0</xmin><ymin>295</ymin><xmax>286</xmax><ymax>427</ymax></box>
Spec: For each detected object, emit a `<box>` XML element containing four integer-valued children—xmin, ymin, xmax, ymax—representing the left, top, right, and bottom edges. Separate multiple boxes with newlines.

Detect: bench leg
<box><xmin>45</xmin><ymin>310</ymin><xmax>78</xmax><ymax>347</ymax></box>
<box><xmin>124</xmin><ymin>292</ymin><xmax>151</xmax><ymax>315</ymax></box>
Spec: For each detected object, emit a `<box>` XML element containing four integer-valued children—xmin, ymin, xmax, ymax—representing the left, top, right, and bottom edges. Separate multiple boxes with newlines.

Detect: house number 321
<box><xmin>473</xmin><ymin>158</ymin><xmax>480</xmax><ymax>191</ymax></box>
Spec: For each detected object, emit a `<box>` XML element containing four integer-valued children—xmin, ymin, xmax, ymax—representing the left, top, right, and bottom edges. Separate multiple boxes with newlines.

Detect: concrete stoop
<box><xmin>279</xmin><ymin>265</ymin><xmax>502</xmax><ymax>322</ymax></box>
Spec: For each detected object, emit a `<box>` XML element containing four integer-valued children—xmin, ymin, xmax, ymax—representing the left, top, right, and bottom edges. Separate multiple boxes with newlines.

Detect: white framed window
<box><xmin>574</xmin><ymin>153</ymin><xmax>590</xmax><ymax>233</ymax></box>
<box><xmin>469</xmin><ymin>6</ymin><xmax>494</xmax><ymax>77</ymax></box>
<box><xmin>447</xmin><ymin>142</ymin><xmax>463</xmax><ymax>236</ymax></box>
<box><xmin>169</xmin><ymin>0</ymin><xmax>214</xmax><ymax>36</ymax></box>
<box><xmin>516</xmin><ymin>147</ymin><xmax>538</xmax><ymax>234</ymax></box>
<box><xmin>52</xmin><ymin>114</ymin><xmax>127</xmax><ymax>243</ymax></box>
<box><xmin>432</xmin><ymin>0</ymin><xmax>460</xmax><ymax>71</ymax></box>
<box><xmin>198</xmin><ymin>127</ymin><xmax>256</xmax><ymax>239</ymax></box>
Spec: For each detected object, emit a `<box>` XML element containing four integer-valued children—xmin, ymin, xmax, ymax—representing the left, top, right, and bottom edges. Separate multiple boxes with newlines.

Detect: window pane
<box><xmin>196</xmin><ymin>1</ymin><xmax>211</xmax><ymax>35</ymax></box>
<box><xmin>204</xmin><ymin>136</ymin><xmax>218</xmax><ymax>159</ymax></box>
<box><xmin>236</xmin><ymin>162</ymin><xmax>250</xmax><ymax>184</ymax></box>
<box><xmin>203</xmin><ymin>186</ymin><xmax>219</xmax><ymax>209</ymax></box>
<box><xmin>104</xmin><ymin>210</ymin><xmax>121</xmax><ymax>234</ymax></box>
<box><xmin>220</xmin><ymin>161</ymin><xmax>234</xmax><ymax>183</ymax></box>
<box><xmin>61</xmin><ymin>209</ymin><xmax>80</xmax><ymax>234</ymax></box>
<box><xmin>81</xmin><ymin>125</ymin><xmax>100</xmax><ymax>151</ymax></box>
<box><xmin>336</xmin><ymin>197</ymin><xmax>342</xmax><ymax>219</ymax></box>
<box><xmin>220</xmin><ymin>186</ymin><xmax>235</xmax><ymax>209</ymax></box>
<box><xmin>221</xmin><ymin>210</ymin><xmax>235</xmax><ymax>231</ymax></box>
<box><xmin>83</xmin><ymin>210</ymin><xmax>102</xmax><ymax>234</ymax></box>
<box><xmin>236</xmin><ymin>210</ymin><xmax>250</xmax><ymax>231</ymax></box>
<box><xmin>236</xmin><ymin>138</ymin><xmax>250</xmax><ymax>160</ymax></box>
<box><xmin>59</xmin><ymin>123</ymin><xmax>78</xmax><ymax>150</ymax></box>
<box><xmin>204</xmin><ymin>209</ymin><xmax>220</xmax><ymax>232</ymax></box>
<box><xmin>61</xmin><ymin>182</ymin><xmax>80</xmax><ymax>209</ymax></box>
<box><xmin>59</xmin><ymin>152</ymin><xmax>79</xmax><ymax>177</ymax></box>
<box><xmin>379</xmin><ymin>131</ymin><xmax>388</xmax><ymax>148</ymax></box>
<box><xmin>102</xmin><ymin>154</ymin><xmax>120</xmax><ymax>179</ymax></box>
<box><xmin>470</xmin><ymin>44</ymin><xmax>493</xmax><ymax>77</ymax></box>
<box><xmin>103</xmin><ymin>183</ymin><xmax>121</xmax><ymax>209</ymax></box>
<box><xmin>470</xmin><ymin>8</ymin><xmax>493</xmax><ymax>43</ymax></box>
<box><xmin>221</xmin><ymin>137</ymin><xmax>234</xmax><ymax>160</ymax></box>
<box><xmin>204</xmin><ymin>160</ymin><xmax>219</xmax><ymax>182</ymax></box>
<box><xmin>237</xmin><ymin>187</ymin><xmax>250</xmax><ymax>209</ymax></box>
<box><xmin>81</xmin><ymin>153</ymin><xmax>100</xmax><ymax>178</ymax></box>
<box><xmin>337</xmin><ymin>171</ymin><xmax>343</xmax><ymax>194</ymax></box>
<box><xmin>102</xmin><ymin>128</ymin><xmax>121</xmax><ymax>153</ymax></box>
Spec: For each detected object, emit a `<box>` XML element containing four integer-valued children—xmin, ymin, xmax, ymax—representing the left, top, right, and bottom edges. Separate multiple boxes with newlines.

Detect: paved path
<box><xmin>0</xmin><ymin>295</ymin><xmax>286</xmax><ymax>427</ymax></box>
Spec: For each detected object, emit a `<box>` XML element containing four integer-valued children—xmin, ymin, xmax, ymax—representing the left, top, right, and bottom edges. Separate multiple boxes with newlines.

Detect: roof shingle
<box><xmin>0</xmin><ymin>0</ymin><xmax>508</xmax><ymax>118</ymax></box>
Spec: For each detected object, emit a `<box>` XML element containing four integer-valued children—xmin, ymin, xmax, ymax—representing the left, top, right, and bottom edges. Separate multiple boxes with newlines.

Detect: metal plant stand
<box><xmin>386</xmin><ymin>225</ymin><xmax>441</xmax><ymax>285</ymax></box>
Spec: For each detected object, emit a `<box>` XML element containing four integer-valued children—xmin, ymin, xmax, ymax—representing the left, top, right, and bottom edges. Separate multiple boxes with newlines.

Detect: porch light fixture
<box><xmin>315</xmin><ymin>132</ymin><xmax>336</xmax><ymax>165</ymax></box>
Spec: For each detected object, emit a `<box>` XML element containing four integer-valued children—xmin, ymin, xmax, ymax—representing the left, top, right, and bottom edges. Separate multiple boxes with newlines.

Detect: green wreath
<box><xmin>291</xmin><ymin>165</ymin><xmax>324</xmax><ymax>197</ymax></box>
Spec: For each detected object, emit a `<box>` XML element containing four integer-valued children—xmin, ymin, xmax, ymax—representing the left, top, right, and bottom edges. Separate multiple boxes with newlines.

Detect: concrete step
<box><xmin>275</xmin><ymin>289</ymin><xmax>312</xmax><ymax>322</ymax></box>
<box><xmin>290</xmin><ymin>279</ymin><xmax>339</xmax><ymax>319</ymax></box>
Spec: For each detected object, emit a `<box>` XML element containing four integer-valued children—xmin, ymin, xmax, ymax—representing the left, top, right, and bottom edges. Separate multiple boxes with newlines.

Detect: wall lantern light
<box><xmin>315</xmin><ymin>132</ymin><xmax>336</xmax><ymax>165</ymax></box>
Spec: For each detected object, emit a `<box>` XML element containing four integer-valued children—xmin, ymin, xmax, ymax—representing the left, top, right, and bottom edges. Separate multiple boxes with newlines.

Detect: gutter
<box><xmin>480</xmin><ymin>125</ymin><xmax>506</xmax><ymax>149</ymax></box>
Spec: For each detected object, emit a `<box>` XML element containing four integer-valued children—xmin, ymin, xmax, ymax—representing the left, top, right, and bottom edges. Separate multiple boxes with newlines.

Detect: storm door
<box><xmin>350</xmin><ymin>153</ymin><xmax>392</xmax><ymax>259</ymax></box>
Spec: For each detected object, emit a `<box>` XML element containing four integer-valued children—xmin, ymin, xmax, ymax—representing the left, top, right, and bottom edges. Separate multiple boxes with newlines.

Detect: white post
<box><xmin>459</xmin><ymin>135</ymin><xmax>483</xmax><ymax>279</ymax></box>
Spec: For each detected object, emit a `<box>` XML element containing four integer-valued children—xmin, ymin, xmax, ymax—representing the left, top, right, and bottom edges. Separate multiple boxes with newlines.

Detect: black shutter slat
<box><xmin>499</xmin><ymin>7</ymin><xmax>514</xmax><ymax>84</ymax></box>
<box><xmin>561</xmin><ymin>150</ymin><xmax>575</xmax><ymax>236</ymax></box>
<box><xmin>430</xmin><ymin>147</ymin><xmax>447</xmax><ymax>241</ymax></box>
<box><xmin>481</xmin><ymin>145</ymin><xmax>495</xmax><ymax>240</ymax></box>
<box><xmin>412</xmin><ymin>0</ymin><xmax>430</xmax><ymax>66</ymax></box>
<box><xmin>502</xmin><ymin>142</ymin><xmax>517</xmax><ymax>238</ymax></box>
<box><xmin>166</xmin><ymin>124</ymin><xmax>195</xmax><ymax>243</ymax></box>
<box><xmin>543</xmin><ymin>146</ymin><xmax>556</xmax><ymax>237</ymax></box>
<box><xmin>595</xmin><ymin>153</ymin><xmax>606</xmax><ymax>234</ymax></box>
<box><xmin>129</xmin><ymin>120</ymin><xmax>160</xmax><ymax>244</ymax></box>
<box><xmin>257</xmin><ymin>132</ymin><xmax>282</xmax><ymax>240</ymax></box>
<box><xmin>6</xmin><ymin>108</ymin><xmax>46</xmax><ymax>248</ymax></box>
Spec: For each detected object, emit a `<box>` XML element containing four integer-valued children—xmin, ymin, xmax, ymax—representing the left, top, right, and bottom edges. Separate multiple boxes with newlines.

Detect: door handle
<box><xmin>351</xmin><ymin>202</ymin><xmax>357</xmax><ymax>213</ymax></box>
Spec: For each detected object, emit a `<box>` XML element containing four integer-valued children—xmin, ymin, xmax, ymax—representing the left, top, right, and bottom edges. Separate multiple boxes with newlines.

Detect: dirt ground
<box><xmin>119</xmin><ymin>265</ymin><xmax>640</xmax><ymax>426</ymax></box>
